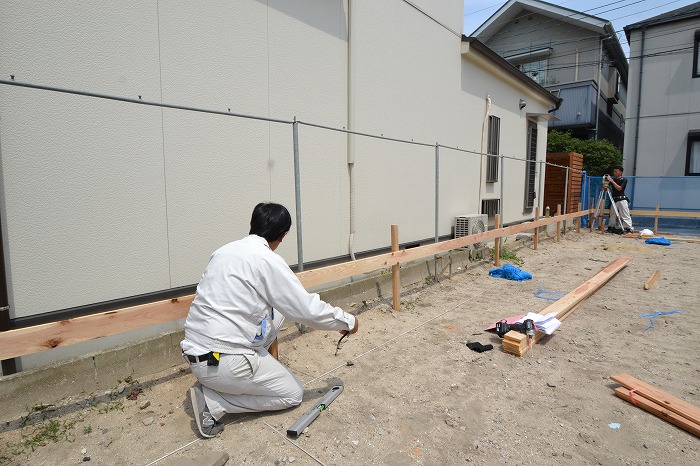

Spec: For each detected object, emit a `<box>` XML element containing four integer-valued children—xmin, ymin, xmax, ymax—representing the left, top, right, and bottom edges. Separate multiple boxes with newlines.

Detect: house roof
<box><xmin>471</xmin><ymin>0</ymin><xmax>628</xmax><ymax>84</ymax></box>
<box><xmin>461</xmin><ymin>36</ymin><xmax>561</xmax><ymax>109</ymax></box>
<box><xmin>624</xmin><ymin>2</ymin><xmax>700</xmax><ymax>36</ymax></box>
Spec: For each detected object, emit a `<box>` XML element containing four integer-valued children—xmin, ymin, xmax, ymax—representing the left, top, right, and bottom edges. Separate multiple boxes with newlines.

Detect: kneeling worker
<box><xmin>181</xmin><ymin>202</ymin><xmax>359</xmax><ymax>437</ymax></box>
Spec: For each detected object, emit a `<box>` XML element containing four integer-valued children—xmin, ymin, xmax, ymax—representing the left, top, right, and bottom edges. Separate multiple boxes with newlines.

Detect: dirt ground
<box><xmin>1</xmin><ymin>230</ymin><xmax>698</xmax><ymax>465</ymax></box>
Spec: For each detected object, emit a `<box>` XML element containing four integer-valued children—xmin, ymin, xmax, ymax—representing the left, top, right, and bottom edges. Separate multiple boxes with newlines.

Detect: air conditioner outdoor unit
<box><xmin>454</xmin><ymin>214</ymin><xmax>488</xmax><ymax>248</ymax></box>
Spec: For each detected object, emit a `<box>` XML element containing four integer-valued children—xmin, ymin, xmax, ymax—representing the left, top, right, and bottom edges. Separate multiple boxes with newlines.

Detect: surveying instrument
<box><xmin>592</xmin><ymin>174</ymin><xmax>623</xmax><ymax>231</ymax></box>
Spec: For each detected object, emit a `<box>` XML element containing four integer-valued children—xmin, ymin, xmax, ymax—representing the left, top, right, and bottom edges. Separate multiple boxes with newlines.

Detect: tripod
<box><xmin>592</xmin><ymin>181</ymin><xmax>623</xmax><ymax>231</ymax></box>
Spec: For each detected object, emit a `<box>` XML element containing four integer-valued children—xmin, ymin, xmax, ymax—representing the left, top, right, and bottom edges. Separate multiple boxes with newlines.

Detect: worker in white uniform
<box><xmin>181</xmin><ymin>202</ymin><xmax>359</xmax><ymax>438</ymax></box>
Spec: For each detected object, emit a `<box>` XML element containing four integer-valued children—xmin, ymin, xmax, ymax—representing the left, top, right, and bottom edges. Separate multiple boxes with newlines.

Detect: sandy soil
<box><xmin>1</xmin><ymin>230</ymin><xmax>698</xmax><ymax>466</ymax></box>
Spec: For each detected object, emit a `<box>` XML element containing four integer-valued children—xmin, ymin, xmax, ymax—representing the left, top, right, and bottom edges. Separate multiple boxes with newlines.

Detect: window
<box><xmin>694</xmin><ymin>31</ymin><xmax>700</xmax><ymax>78</ymax></box>
<box><xmin>517</xmin><ymin>59</ymin><xmax>547</xmax><ymax>85</ymax></box>
<box><xmin>486</xmin><ymin>115</ymin><xmax>500</xmax><ymax>182</ymax></box>
<box><xmin>524</xmin><ymin>122</ymin><xmax>537</xmax><ymax>210</ymax></box>
<box><xmin>481</xmin><ymin>199</ymin><xmax>500</xmax><ymax>219</ymax></box>
<box><xmin>686</xmin><ymin>131</ymin><xmax>700</xmax><ymax>175</ymax></box>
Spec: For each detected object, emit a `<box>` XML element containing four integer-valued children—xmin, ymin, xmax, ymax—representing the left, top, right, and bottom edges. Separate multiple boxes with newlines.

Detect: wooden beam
<box><xmin>297</xmin><ymin>209</ymin><xmax>593</xmax><ymax>289</ymax></box>
<box><xmin>494</xmin><ymin>214</ymin><xmax>501</xmax><ymax>267</ymax></box>
<box><xmin>0</xmin><ymin>296</ymin><xmax>193</xmax><ymax>360</ymax></box>
<box><xmin>0</xmin><ymin>208</ymin><xmax>594</xmax><ymax>361</ymax></box>
<box><xmin>644</xmin><ymin>270</ymin><xmax>661</xmax><ymax>290</ymax></box>
<box><xmin>502</xmin><ymin>257</ymin><xmax>631</xmax><ymax>356</ymax></box>
<box><xmin>391</xmin><ymin>224</ymin><xmax>400</xmax><ymax>311</ymax></box>
<box><xmin>611</xmin><ymin>373</ymin><xmax>700</xmax><ymax>427</ymax></box>
<box><xmin>614</xmin><ymin>387</ymin><xmax>700</xmax><ymax>437</ymax></box>
<box><xmin>631</xmin><ymin>209</ymin><xmax>700</xmax><ymax>219</ymax></box>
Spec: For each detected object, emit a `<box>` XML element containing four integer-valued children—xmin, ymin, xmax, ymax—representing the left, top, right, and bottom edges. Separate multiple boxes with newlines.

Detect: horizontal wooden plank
<box><xmin>630</xmin><ymin>210</ymin><xmax>700</xmax><ymax>218</ymax></box>
<box><xmin>611</xmin><ymin>373</ymin><xmax>700</xmax><ymax>426</ymax></box>
<box><xmin>0</xmin><ymin>296</ymin><xmax>193</xmax><ymax>360</ymax></box>
<box><xmin>614</xmin><ymin>387</ymin><xmax>700</xmax><ymax>438</ymax></box>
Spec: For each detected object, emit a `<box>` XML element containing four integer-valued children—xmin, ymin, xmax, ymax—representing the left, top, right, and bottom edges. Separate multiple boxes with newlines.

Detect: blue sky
<box><xmin>463</xmin><ymin>0</ymin><xmax>699</xmax><ymax>57</ymax></box>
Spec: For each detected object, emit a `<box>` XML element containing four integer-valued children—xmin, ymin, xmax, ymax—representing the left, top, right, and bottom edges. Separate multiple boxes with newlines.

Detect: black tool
<box><xmin>335</xmin><ymin>330</ymin><xmax>350</xmax><ymax>356</ymax></box>
<box><xmin>495</xmin><ymin>319</ymin><xmax>535</xmax><ymax>339</ymax></box>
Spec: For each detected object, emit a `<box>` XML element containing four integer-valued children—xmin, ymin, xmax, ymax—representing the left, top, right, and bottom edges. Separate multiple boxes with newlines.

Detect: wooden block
<box><xmin>611</xmin><ymin>373</ymin><xmax>700</xmax><ymax>426</ymax></box>
<box><xmin>614</xmin><ymin>387</ymin><xmax>700</xmax><ymax>438</ymax></box>
<box><xmin>644</xmin><ymin>270</ymin><xmax>661</xmax><ymax>290</ymax></box>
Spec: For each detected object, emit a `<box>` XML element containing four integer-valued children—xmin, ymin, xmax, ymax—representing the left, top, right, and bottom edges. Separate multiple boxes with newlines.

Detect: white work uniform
<box><xmin>181</xmin><ymin>234</ymin><xmax>355</xmax><ymax>418</ymax></box>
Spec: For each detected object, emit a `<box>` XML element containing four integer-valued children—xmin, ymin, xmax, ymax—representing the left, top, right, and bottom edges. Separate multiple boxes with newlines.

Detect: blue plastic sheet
<box><xmin>489</xmin><ymin>264</ymin><xmax>532</xmax><ymax>281</ymax></box>
<box><xmin>645</xmin><ymin>237</ymin><xmax>671</xmax><ymax>246</ymax></box>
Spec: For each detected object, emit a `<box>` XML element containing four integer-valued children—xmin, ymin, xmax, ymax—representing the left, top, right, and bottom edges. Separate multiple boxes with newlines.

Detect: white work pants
<box><xmin>188</xmin><ymin>315</ymin><xmax>303</xmax><ymax>419</ymax></box>
<box><xmin>608</xmin><ymin>199</ymin><xmax>633</xmax><ymax>230</ymax></box>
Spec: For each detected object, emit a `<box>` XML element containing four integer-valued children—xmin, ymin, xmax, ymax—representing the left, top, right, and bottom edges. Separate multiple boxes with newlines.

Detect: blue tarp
<box><xmin>489</xmin><ymin>264</ymin><xmax>532</xmax><ymax>281</ymax></box>
<box><xmin>645</xmin><ymin>237</ymin><xmax>672</xmax><ymax>246</ymax></box>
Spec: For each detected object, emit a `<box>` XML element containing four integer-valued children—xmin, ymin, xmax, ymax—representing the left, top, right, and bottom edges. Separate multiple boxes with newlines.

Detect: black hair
<box><xmin>249</xmin><ymin>203</ymin><xmax>292</xmax><ymax>242</ymax></box>
<box><xmin>613</xmin><ymin>165</ymin><xmax>624</xmax><ymax>172</ymax></box>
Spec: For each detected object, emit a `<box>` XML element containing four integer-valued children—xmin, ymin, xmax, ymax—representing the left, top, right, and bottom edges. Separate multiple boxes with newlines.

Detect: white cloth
<box><xmin>181</xmin><ymin>234</ymin><xmax>355</xmax><ymax>416</ymax></box>
<box><xmin>608</xmin><ymin>199</ymin><xmax>633</xmax><ymax>230</ymax></box>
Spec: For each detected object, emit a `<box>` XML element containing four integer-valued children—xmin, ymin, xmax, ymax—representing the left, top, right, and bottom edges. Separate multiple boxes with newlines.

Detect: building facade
<box><xmin>472</xmin><ymin>0</ymin><xmax>628</xmax><ymax>148</ymax></box>
<box><xmin>0</xmin><ymin>0</ymin><xmax>557</xmax><ymax>370</ymax></box>
<box><xmin>624</xmin><ymin>3</ymin><xmax>700</xmax><ymax>176</ymax></box>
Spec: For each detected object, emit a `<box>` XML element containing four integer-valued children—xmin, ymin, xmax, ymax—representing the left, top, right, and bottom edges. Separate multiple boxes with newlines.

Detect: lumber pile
<box><xmin>611</xmin><ymin>373</ymin><xmax>700</xmax><ymax>438</ymax></box>
<box><xmin>502</xmin><ymin>257</ymin><xmax>631</xmax><ymax>356</ymax></box>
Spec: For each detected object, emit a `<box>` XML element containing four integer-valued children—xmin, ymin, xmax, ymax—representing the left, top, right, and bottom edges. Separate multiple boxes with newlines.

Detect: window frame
<box><xmin>686</xmin><ymin>130</ymin><xmax>700</xmax><ymax>176</ymax></box>
<box><xmin>693</xmin><ymin>30</ymin><xmax>700</xmax><ymax>78</ymax></box>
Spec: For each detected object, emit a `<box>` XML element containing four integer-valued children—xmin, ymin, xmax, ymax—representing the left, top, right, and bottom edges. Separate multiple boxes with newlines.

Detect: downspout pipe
<box><xmin>632</xmin><ymin>28</ymin><xmax>645</xmax><ymax>176</ymax></box>
<box><xmin>347</xmin><ymin>0</ymin><xmax>356</xmax><ymax>261</ymax></box>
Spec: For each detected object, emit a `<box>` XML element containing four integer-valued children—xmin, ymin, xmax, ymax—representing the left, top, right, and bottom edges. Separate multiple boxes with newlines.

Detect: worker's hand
<box><xmin>340</xmin><ymin>316</ymin><xmax>359</xmax><ymax>335</ymax></box>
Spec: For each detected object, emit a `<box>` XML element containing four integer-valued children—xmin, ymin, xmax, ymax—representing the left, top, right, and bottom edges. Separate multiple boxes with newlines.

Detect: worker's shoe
<box><xmin>190</xmin><ymin>385</ymin><xmax>224</xmax><ymax>438</ymax></box>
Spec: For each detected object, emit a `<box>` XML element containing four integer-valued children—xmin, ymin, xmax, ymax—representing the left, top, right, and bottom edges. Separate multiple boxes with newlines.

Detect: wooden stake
<box><xmin>644</xmin><ymin>270</ymin><xmax>661</xmax><ymax>290</ymax></box>
<box><xmin>533</xmin><ymin>207</ymin><xmax>539</xmax><ymax>251</ymax></box>
<box><xmin>556</xmin><ymin>204</ymin><xmax>562</xmax><ymax>242</ymax></box>
<box><xmin>654</xmin><ymin>204</ymin><xmax>660</xmax><ymax>235</ymax></box>
<box><xmin>576</xmin><ymin>202</ymin><xmax>582</xmax><ymax>233</ymax></box>
<box><xmin>494</xmin><ymin>213</ymin><xmax>501</xmax><ymax>267</ymax></box>
<box><xmin>391</xmin><ymin>224</ymin><xmax>400</xmax><ymax>311</ymax></box>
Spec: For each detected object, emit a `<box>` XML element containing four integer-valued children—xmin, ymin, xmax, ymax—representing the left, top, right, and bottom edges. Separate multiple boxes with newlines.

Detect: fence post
<box><xmin>391</xmin><ymin>224</ymin><xmax>400</xmax><ymax>311</ymax></box>
<box><xmin>533</xmin><ymin>206</ymin><xmax>539</xmax><ymax>251</ymax></box>
<box><xmin>556</xmin><ymin>204</ymin><xmax>562</xmax><ymax>241</ymax></box>
<box><xmin>654</xmin><ymin>204</ymin><xmax>660</xmax><ymax>235</ymax></box>
<box><xmin>292</xmin><ymin>119</ymin><xmax>304</xmax><ymax>271</ymax></box>
<box><xmin>577</xmin><ymin>202</ymin><xmax>582</xmax><ymax>233</ymax></box>
<box><xmin>494</xmin><ymin>213</ymin><xmax>501</xmax><ymax>266</ymax></box>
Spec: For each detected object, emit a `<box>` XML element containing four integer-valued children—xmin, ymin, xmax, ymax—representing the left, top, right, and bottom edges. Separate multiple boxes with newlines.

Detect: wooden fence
<box><xmin>0</xmin><ymin>207</ymin><xmax>593</xmax><ymax>362</ymax></box>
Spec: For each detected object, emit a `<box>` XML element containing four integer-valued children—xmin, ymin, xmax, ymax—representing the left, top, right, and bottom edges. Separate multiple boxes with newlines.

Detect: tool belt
<box><xmin>185</xmin><ymin>354</ymin><xmax>208</xmax><ymax>363</ymax></box>
<box><xmin>184</xmin><ymin>351</ymin><xmax>220</xmax><ymax>366</ymax></box>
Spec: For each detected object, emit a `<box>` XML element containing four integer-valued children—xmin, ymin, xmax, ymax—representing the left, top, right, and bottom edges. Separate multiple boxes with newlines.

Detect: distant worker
<box><xmin>181</xmin><ymin>202</ymin><xmax>359</xmax><ymax>438</ymax></box>
<box><xmin>606</xmin><ymin>165</ymin><xmax>633</xmax><ymax>234</ymax></box>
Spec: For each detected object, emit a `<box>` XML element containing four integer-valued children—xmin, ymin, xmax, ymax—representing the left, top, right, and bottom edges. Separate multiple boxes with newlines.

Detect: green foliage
<box><xmin>547</xmin><ymin>130</ymin><xmax>622</xmax><ymax>176</ymax></box>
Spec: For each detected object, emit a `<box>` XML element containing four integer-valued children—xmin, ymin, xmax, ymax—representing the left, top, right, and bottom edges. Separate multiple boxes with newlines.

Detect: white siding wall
<box><xmin>0</xmin><ymin>0</ymin><xmax>554</xmax><ymax>369</ymax></box>
<box><xmin>624</xmin><ymin>19</ymin><xmax>700</xmax><ymax>176</ymax></box>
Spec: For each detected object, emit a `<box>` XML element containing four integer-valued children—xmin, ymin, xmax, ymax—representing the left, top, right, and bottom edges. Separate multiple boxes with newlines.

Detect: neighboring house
<box><xmin>472</xmin><ymin>0</ymin><xmax>628</xmax><ymax>148</ymax></box>
<box><xmin>624</xmin><ymin>2</ymin><xmax>700</xmax><ymax>177</ymax></box>
<box><xmin>0</xmin><ymin>0</ymin><xmax>557</xmax><ymax>370</ymax></box>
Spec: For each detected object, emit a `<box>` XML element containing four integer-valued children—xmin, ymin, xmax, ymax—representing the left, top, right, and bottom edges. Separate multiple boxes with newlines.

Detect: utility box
<box><xmin>544</xmin><ymin>152</ymin><xmax>583</xmax><ymax>214</ymax></box>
